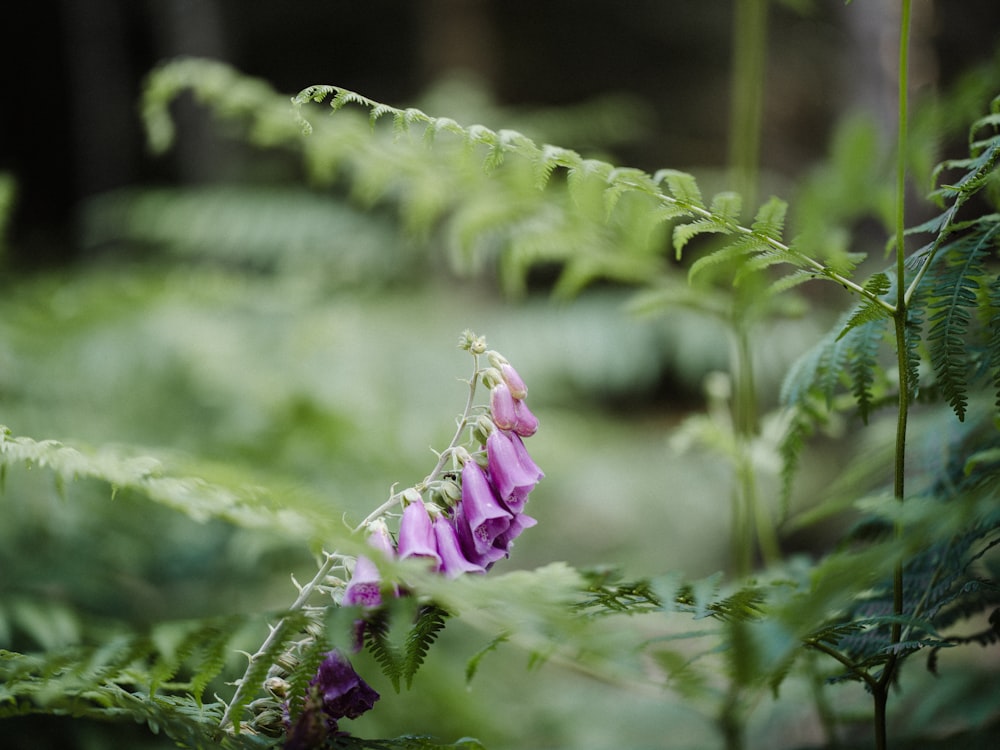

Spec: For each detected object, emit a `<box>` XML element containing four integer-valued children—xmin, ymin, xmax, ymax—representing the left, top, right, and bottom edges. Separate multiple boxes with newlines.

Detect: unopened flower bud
<box><xmin>512</xmin><ymin>397</ymin><xmax>538</xmax><ymax>437</ymax></box>
<box><xmin>499</xmin><ymin>363</ymin><xmax>527</xmax><ymax>399</ymax></box>
<box><xmin>401</xmin><ymin>487</ymin><xmax>423</xmax><ymax>507</ymax></box>
<box><xmin>490</xmin><ymin>382</ymin><xmax>517</xmax><ymax>431</ymax></box>
<box><xmin>264</xmin><ymin>676</ymin><xmax>291</xmax><ymax>700</ymax></box>
<box><xmin>459</xmin><ymin>330</ymin><xmax>487</xmax><ymax>354</ymax></box>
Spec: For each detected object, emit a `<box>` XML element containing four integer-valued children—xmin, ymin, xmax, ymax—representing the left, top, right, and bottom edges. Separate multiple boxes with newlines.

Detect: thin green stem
<box><xmin>873</xmin><ymin>3</ymin><xmax>913</xmax><ymax>749</ymax></box>
<box><xmin>728</xmin><ymin>0</ymin><xmax>769</xmax><ymax>213</ymax></box>
<box><xmin>353</xmin><ymin>351</ymin><xmax>482</xmax><ymax>532</ymax></box>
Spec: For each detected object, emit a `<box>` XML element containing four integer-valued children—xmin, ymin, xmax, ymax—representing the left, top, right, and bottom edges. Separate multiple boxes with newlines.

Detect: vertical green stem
<box><xmin>874</xmin><ymin>2</ymin><xmax>913</xmax><ymax>749</ymax></box>
<box><xmin>728</xmin><ymin>0</ymin><xmax>769</xmax><ymax>212</ymax></box>
<box><xmin>719</xmin><ymin>3</ymin><xmax>770</xmax><ymax>748</ymax></box>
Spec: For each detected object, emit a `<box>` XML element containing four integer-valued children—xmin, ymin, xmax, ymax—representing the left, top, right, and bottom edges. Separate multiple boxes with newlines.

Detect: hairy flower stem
<box><xmin>353</xmin><ymin>351</ymin><xmax>482</xmax><ymax>533</ymax></box>
<box><xmin>219</xmin><ymin>551</ymin><xmax>341</xmax><ymax>731</ymax></box>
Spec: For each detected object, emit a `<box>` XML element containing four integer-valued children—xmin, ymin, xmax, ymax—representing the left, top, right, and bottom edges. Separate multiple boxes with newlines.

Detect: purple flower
<box><xmin>490</xmin><ymin>382</ymin><xmax>517</xmax><ymax>431</ymax></box>
<box><xmin>457</xmin><ymin>459</ymin><xmax>512</xmax><ymax>558</ymax></box>
<box><xmin>342</xmin><ymin>555</ymin><xmax>382</xmax><ymax>608</ymax></box>
<box><xmin>397</xmin><ymin>501</ymin><xmax>442</xmax><ymax>566</ymax></box>
<box><xmin>512</xmin><ymin>398</ymin><xmax>539</xmax><ymax>437</ymax></box>
<box><xmin>454</xmin><ymin>502</ymin><xmax>508</xmax><ymax>568</ymax></box>
<box><xmin>486</xmin><ymin>429</ymin><xmax>544</xmax><ymax>513</ymax></box>
<box><xmin>311</xmin><ymin>650</ymin><xmax>380</xmax><ymax>721</ymax></box>
<box><xmin>432</xmin><ymin>516</ymin><xmax>486</xmax><ymax>577</ymax></box>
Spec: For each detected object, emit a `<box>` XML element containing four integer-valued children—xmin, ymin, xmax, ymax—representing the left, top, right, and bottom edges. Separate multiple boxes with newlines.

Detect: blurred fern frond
<box><xmin>0</xmin><ymin>426</ymin><xmax>340</xmax><ymax>544</ymax></box>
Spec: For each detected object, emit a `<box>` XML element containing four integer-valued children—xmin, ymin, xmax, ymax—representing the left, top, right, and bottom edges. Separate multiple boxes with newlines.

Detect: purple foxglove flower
<box><xmin>397</xmin><ymin>501</ymin><xmax>442</xmax><ymax>566</ymax></box>
<box><xmin>490</xmin><ymin>382</ymin><xmax>517</xmax><ymax>431</ymax></box>
<box><xmin>492</xmin><ymin>512</ymin><xmax>538</xmax><ymax>556</ymax></box>
<box><xmin>454</xmin><ymin>502</ymin><xmax>508</xmax><ymax>568</ymax></box>
<box><xmin>342</xmin><ymin>555</ymin><xmax>382</xmax><ymax>608</ymax></box>
<box><xmin>512</xmin><ymin>397</ymin><xmax>538</xmax><ymax>437</ymax></box>
<box><xmin>311</xmin><ymin>650</ymin><xmax>380</xmax><ymax>721</ymax></box>
<box><xmin>486</xmin><ymin>428</ymin><xmax>543</xmax><ymax>513</ymax></box>
<box><xmin>433</xmin><ymin>516</ymin><xmax>485</xmax><ymax>577</ymax></box>
<box><xmin>499</xmin><ymin>362</ymin><xmax>528</xmax><ymax>399</ymax></box>
<box><xmin>458</xmin><ymin>459</ymin><xmax>512</xmax><ymax>557</ymax></box>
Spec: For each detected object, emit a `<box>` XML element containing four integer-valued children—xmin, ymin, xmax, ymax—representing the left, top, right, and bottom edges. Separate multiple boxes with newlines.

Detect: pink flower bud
<box><xmin>512</xmin><ymin>398</ymin><xmax>538</xmax><ymax>437</ymax></box>
<box><xmin>490</xmin><ymin>382</ymin><xmax>517</xmax><ymax>431</ymax></box>
<box><xmin>499</xmin><ymin>363</ymin><xmax>528</xmax><ymax>399</ymax></box>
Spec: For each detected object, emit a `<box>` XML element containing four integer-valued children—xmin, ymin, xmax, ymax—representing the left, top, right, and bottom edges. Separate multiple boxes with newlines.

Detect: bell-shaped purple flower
<box><xmin>311</xmin><ymin>649</ymin><xmax>380</xmax><ymax>721</ymax></box>
<box><xmin>454</xmin><ymin>502</ymin><xmax>508</xmax><ymax>568</ymax></box>
<box><xmin>396</xmin><ymin>501</ymin><xmax>442</xmax><ymax>566</ymax></box>
<box><xmin>457</xmin><ymin>459</ymin><xmax>512</xmax><ymax>557</ymax></box>
<box><xmin>486</xmin><ymin>428</ymin><xmax>543</xmax><ymax>513</ymax></box>
<box><xmin>490</xmin><ymin>382</ymin><xmax>517</xmax><ymax>431</ymax></box>
<box><xmin>433</xmin><ymin>516</ymin><xmax>485</xmax><ymax>578</ymax></box>
<box><xmin>512</xmin><ymin>397</ymin><xmax>539</xmax><ymax>437</ymax></box>
<box><xmin>342</xmin><ymin>555</ymin><xmax>382</xmax><ymax>608</ymax></box>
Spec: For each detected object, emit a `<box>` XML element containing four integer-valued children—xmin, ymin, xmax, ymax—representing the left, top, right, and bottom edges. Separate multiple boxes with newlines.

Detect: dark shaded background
<box><xmin>3</xmin><ymin>0</ymin><xmax>999</xmax><ymax>271</ymax></box>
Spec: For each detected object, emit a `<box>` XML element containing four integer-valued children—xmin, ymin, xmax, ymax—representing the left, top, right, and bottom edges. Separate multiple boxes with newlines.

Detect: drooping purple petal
<box><xmin>454</xmin><ymin>502</ymin><xmax>508</xmax><ymax>568</ymax></box>
<box><xmin>310</xmin><ymin>650</ymin><xmax>380</xmax><ymax>721</ymax></box>
<box><xmin>458</xmin><ymin>459</ymin><xmax>512</xmax><ymax>556</ymax></box>
<box><xmin>492</xmin><ymin>512</ymin><xmax>538</xmax><ymax>557</ymax></box>
<box><xmin>486</xmin><ymin>428</ymin><xmax>542</xmax><ymax>513</ymax></box>
<box><xmin>396</xmin><ymin>501</ymin><xmax>442</xmax><ymax>566</ymax></box>
<box><xmin>433</xmin><ymin>516</ymin><xmax>486</xmax><ymax>578</ymax></box>
<box><xmin>490</xmin><ymin>382</ymin><xmax>517</xmax><ymax>431</ymax></box>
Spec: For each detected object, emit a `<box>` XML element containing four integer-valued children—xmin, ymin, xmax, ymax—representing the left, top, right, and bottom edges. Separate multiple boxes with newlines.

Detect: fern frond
<box><xmin>780</xmin><ymin>310</ymin><xmax>892</xmax><ymax>418</ymax></box>
<box><xmin>402</xmin><ymin>605</ymin><xmax>449</xmax><ymax>689</ymax></box>
<box><xmin>921</xmin><ymin>222</ymin><xmax>999</xmax><ymax>421</ymax></box>
<box><xmin>0</xmin><ymin>427</ymin><xmax>335</xmax><ymax>542</ymax></box>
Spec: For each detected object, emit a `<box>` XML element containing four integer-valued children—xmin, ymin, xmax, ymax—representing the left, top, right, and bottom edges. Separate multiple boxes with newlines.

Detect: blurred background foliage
<box><xmin>3</xmin><ymin>2</ymin><xmax>1000</xmax><ymax>749</ymax></box>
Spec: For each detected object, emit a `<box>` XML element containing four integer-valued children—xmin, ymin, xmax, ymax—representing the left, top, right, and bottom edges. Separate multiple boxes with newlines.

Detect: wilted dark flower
<box><xmin>284</xmin><ymin>650</ymin><xmax>379</xmax><ymax>749</ymax></box>
<box><xmin>312</xmin><ymin>650</ymin><xmax>380</xmax><ymax>721</ymax></box>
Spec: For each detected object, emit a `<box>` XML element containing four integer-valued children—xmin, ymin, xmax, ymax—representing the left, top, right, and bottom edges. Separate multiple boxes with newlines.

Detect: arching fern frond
<box><xmin>0</xmin><ymin>426</ymin><xmax>339</xmax><ymax>544</ymax></box>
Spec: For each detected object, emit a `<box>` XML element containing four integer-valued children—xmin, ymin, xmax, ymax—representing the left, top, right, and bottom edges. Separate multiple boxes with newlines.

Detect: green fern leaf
<box><xmin>402</xmin><ymin>604</ymin><xmax>449</xmax><ymax>689</ymax></box>
<box><xmin>653</xmin><ymin>169</ymin><xmax>705</xmax><ymax>209</ymax></box>
<box><xmin>750</xmin><ymin>195</ymin><xmax>788</xmax><ymax>241</ymax></box>
<box><xmin>922</xmin><ymin>229</ymin><xmax>995</xmax><ymax>421</ymax></box>
<box><xmin>837</xmin><ymin>272</ymin><xmax>893</xmax><ymax>340</ymax></box>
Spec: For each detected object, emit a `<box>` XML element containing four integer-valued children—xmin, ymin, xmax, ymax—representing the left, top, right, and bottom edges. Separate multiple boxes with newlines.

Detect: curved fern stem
<box><xmin>293</xmin><ymin>84</ymin><xmax>888</xmax><ymax>311</ymax></box>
